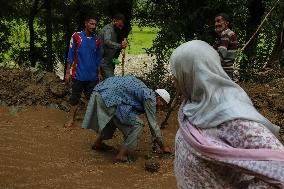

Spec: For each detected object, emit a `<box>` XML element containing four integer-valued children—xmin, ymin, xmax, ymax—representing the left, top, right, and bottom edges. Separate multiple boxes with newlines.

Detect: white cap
<box><xmin>155</xmin><ymin>89</ymin><xmax>170</xmax><ymax>104</ymax></box>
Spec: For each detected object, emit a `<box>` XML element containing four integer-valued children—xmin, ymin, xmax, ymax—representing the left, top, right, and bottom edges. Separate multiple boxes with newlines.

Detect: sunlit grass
<box><xmin>126</xmin><ymin>25</ymin><xmax>158</xmax><ymax>54</ymax></box>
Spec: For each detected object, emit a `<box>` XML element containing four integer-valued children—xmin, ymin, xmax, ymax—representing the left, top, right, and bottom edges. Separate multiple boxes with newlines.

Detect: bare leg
<box><xmin>93</xmin><ymin>136</ymin><xmax>103</xmax><ymax>148</ymax></box>
<box><xmin>115</xmin><ymin>148</ymin><xmax>129</xmax><ymax>161</ymax></box>
<box><xmin>112</xmin><ymin>118</ymin><xmax>142</xmax><ymax>162</ymax></box>
<box><xmin>64</xmin><ymin>105</ymin><xmax>78</xmax><ymax>128</ymax></box>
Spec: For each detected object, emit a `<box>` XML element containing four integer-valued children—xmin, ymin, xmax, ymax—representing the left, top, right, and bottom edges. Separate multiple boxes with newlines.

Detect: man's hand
<box><xmin>154</xmin><ymin>138</ymin><xmax>173</xmax><ymax>154</ymax></box>
<box><xmin>120</xmin><ymin>42</ymin><xmax>127</xmax><ymax>49</ymax></box>
<box><xmin>160</xmin><ymin>146</ymin><xmax>173</xmax><ymax>154</ymax></box>
<box><xmin>98</xmin><ymin>71</ymin><xmax>104</xmax><ymax>82</ymax></box>
<box><xmin>120</xmin><ymin>38</ymin><xmax>127</xmax><ymax>49</ymax></box>
<box><xmin>65</xmin><ymin>64</ymin><xmax>72</xmax><ymax>84</ymax></box>
<box><xmin>65</xmin><ymin>72</ymin><xmax>71</xmax><ymax>83</ymax></box>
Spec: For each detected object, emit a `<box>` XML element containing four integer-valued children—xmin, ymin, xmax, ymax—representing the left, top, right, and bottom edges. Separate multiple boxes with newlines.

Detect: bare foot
<box><xmin>64</xmin><ymin>105</ymin><xmax>78</xmax><ymax>128</ymax></box>
<box><xmin>64</xmin><ymin>119</ymin><xmax>75</xmax><ymax>128</ymax></box>
<box><xmin>115</xmin><ymin>148</ymin><xmax>129</xmax><ymax>161</ymax></box>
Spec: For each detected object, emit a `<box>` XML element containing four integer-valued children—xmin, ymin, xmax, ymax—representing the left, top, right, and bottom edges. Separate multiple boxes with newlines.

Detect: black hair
<box><xmin>84</xmin><ymin>15</ymin><xmax>97</xmax><ymax>22</ymax></box>
<box><xmin>215</xmin><ymin>13</ymin><xmax>231</xmax><ymax>23</ymax></box>
<box><xmin>112</xmin><ymin>13</ymin><xmax>126</xmax><ymax>22</ymax></box>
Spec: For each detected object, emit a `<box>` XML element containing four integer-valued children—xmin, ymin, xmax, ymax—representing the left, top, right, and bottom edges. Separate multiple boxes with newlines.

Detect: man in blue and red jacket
<box><xmin>64</xmin><ymin>16</ymin><xmax>102</xmax><ymax>128</ymax></box>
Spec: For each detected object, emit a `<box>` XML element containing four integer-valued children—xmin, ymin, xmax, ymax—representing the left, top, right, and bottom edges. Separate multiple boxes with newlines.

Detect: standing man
<box><xmin>100</xmin><ymin>13</ymin><xmax>127</xmax><ymax>78</ymax></box>
<box><xmin>82</xmin><ymin>76</ymin><xmax>172</xmax><ymax>163</ymax></box>
<box><xmin>214</xmin><ymin>13</ymin><xmax>238</xmax><ymax>79</ymax></box>
<box><xmin>64</xmin><ymin>16</ymin><xmax>102</xmax><ymax>128</ymax></box>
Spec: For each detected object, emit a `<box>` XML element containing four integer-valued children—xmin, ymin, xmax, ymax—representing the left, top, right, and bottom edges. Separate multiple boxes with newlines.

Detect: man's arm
<box><xmin>65</xmin><ymin>33</ymin><xmax>77</xmax><ymax>83</ymax></box>
<box><xmin>103</xmin><ymin>27</ymin><xmax>127</xmax><ymax>49</ymax></box>
<box><xmin>95</xmin><ymin>37</ymin><xmax>103</xmax><ymax>81</ymax></box>
<box><xmin>103</xmin><ymin>27</ymin><xmax>122</xmax><ymax>49</ymax></box>
<box><xmin>218</xmin><ymin>32</ymin><xmax>238</xmax><ymax>63</ymax></box>
<box><xmin>217</xmin><ymin>35</ymin><xmax>229</xmax><ymax>61</ymax></box>
<box><xmin>143</xmin><ymin>99</ymin><xmax>171</xmax><ymax>153</ymax></box>
<box><xmin>65</xmin><ymin>64</ymin><xmax>72</xmax><ymax>83</ymax></box>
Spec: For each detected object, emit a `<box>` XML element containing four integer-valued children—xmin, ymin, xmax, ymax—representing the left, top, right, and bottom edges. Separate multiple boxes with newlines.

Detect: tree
<box><xmin>267</xmin><ymin>2</ymin><xmax>284</xmax><ymax>68</ymax></box>
<box><xmin>134</xmin><ymin>0</ymin><xmax>284</xmax><ymax>81</ymax></box>
<box><xmin>29</xmin><ymin>0</ymin><xmax>40</xmax><ymax>67</ymax></box>
<box><xmin>2</xmin><ymin>0</ymin><xmax>283</xmax><ymax>82</ymax></box>
<box><xmin>44</xmin><ymin>0</ymin><xmax>53</xmax><ymax>72</ymax></box>
<box><xmin>239</xmin><ymin>0</ymin><xmax>266</xmax><ymax>79</ymax></box>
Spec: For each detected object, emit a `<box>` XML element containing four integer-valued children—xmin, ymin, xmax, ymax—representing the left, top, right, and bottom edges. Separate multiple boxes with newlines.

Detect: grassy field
<box><xmin>127</xmin><ymin>25</ymin><xmax>158</xmax><ymax>54</ymax></box>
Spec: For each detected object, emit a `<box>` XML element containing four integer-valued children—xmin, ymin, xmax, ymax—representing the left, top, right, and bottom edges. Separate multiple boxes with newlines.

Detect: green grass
<box><xmin>126</xmin><ymin>25</ymin><xmax>158</xmax><ymax>54</ymax></box>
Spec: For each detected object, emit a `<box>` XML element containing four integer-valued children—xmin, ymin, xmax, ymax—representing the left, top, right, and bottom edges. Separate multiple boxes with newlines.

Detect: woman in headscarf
<box><xmin>170</xmin><ymin>40</ymin><xmax>284</xmax><ymax>189</ymax></box>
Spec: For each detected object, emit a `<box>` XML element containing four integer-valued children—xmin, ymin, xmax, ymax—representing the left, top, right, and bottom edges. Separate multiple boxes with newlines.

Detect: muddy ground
<box><xmin>0</xmin><ymin>68</ymin><xmax>284</xmax><ymax>188</ymax></box>
<box><xmin>0</xmin><ymin>106</ymin><xmax>178</xmax><ymax>189</ymax></box>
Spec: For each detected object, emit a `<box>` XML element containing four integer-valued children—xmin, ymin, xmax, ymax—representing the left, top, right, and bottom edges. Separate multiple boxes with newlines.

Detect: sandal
<box><xmin>92</xmin><ymin>143</ymin><xmax>114</xmax><ymax>151</ymax></box>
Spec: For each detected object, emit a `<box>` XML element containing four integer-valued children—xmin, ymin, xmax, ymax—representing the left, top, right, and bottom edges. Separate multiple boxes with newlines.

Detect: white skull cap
<box><xmin>155</xmin><ymin>89</ymin><xmax>170</xmax><ymax>104</ymax></box>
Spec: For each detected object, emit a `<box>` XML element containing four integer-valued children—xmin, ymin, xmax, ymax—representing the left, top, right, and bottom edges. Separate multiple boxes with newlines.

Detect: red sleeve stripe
<box><xmin>72</xmin><ymin>32</ymin><xmax>82</xmax><ymax>78</ymax></box>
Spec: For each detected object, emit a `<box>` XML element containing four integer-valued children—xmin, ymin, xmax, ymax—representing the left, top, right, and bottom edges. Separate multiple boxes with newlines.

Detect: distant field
<box><xmin>127</xmin><ymin>25</ymin><xmax>158</xmax><ymax>54</ymax></box>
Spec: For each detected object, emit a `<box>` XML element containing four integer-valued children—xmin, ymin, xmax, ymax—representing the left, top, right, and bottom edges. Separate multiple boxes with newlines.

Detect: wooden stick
<box><xmin>121</xmin><ymin>38</ymin><xmax>127</xmax><ymax>76</ymax></box>
<box><xmin>160</xmin><ymin>94</ymin><xmax>178</xmax><ymax>129</ymax></box>
<box><xmin>241</xmin><ymin>0</ymin><xmax>280</xmax><ymax>51</ymax></box>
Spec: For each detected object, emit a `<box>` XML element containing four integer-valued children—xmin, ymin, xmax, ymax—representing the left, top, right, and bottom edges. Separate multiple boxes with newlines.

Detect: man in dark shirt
<box><xmin>99</xmin><ymin>13</ymin><xmax>127</xmax><ymax>78</ymax></box>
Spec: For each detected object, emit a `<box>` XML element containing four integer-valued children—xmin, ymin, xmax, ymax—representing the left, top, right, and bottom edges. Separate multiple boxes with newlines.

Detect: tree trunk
<box><xmin>28</xmin><ymin>0</ymin><xmax>39</xmax><ymax>67</ymax></box>
<box><xmin>75</xmin><ymin>0</ymin><xmax>85</xmax><ymax>31</ymax></box>
<box><xmin>63</xmin><ymin>4</ymin><xmax>72</xmax><ymax>79</ymax></box>
<box><xmin>267</xmin><ymin>6</ymin><xmax>284</xmax><ymax>68</ymax></box>
<box><xmin>45</xmin><ymin>0</ymin><xmax>53</xmax><ymax>72</ymax></box>
<box><xmin>239</xmin><ymin>0</ymin><xmax>265</xmax><ymax>80</ymax></box>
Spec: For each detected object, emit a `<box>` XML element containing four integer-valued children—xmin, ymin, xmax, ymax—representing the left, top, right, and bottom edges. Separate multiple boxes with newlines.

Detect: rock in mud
<box><xmin>50</xmin><ymin>83</ymin><xmax>69</xmax><ymax>97</ymax></box>
<box><xmin>144</xmin><ymin>160</ymin><xmax>160</xmax><ymax>173</ymax></box>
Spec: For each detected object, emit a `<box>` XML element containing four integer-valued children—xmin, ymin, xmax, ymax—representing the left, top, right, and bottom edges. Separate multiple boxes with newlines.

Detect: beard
<box><xmin>214</xmin><ymin>26</ymin><xmax>225</xmax><ymax>33</ymax></box>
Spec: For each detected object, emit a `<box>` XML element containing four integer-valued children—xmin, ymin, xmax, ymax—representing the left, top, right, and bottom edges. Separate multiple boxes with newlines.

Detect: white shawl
<box><xmin>170</xmin><ymin>40</ymin><xmax>279</xmax><ymax>136</ymax></box>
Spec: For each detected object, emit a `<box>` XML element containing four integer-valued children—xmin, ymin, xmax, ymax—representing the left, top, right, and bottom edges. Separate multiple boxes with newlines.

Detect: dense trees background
<box><xmin>0</xmin><ymin>0</ymin><xmax>133</xmax><ymax>71</ymax></box>
<box><xmin>0</xmin><ymin>0</ymin><xmax>283</xmax><ymax>82</ymax></box>
<box><xmin>135</xmin><ymin>0</ymin><xmax>284</xmax><ymax>81</ymax></box>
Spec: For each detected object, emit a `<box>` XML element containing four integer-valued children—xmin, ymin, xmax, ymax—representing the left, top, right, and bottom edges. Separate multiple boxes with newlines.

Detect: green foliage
<box><xmin>0</xmin><ymin>18</ymin><xmax>50</xmax><ymax>68</ymax></box>
<box><xmin>143</xmin><ymin>54</ymin><xmax>173</xmax><ymax>92</ymax></box>
<box><xmin>0</xmin><ymin>0</ymin><xmax>136</xmax><ymax>71</ymax></box>
<box><xmin>0</xmin><ymin>19</ymin><xmax>30</xmax><ymax>67</ymax></box>
<box><xmin>1</xmin><ymin>0</ymin><xmax>284</xmax><ymax>85</ymax></box>
<box><xmin>132</xmin><ymin>0</ymin><xmax>284</xmax><ymax>82</ymax></box>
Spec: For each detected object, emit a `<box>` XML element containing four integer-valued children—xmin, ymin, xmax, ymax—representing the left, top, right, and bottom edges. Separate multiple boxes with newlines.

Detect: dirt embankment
<box><xmin>1</xmin><ymin>68</ymin><xmax>284</xmax><ymax>132</ymax></box>
<box><xmin>0</xmin><ymin>68</ymin><xmax>70</xmax><ymax>110</ymax></box>
<box><xmin>240</xmin><ymin>75</ymin><xmax>284</xmax><ymax>141</ymax></box>
<box><xmin>1</xmin><ymin>68</ymin><xmax>284</xmax><ymax>124</ymax></box>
